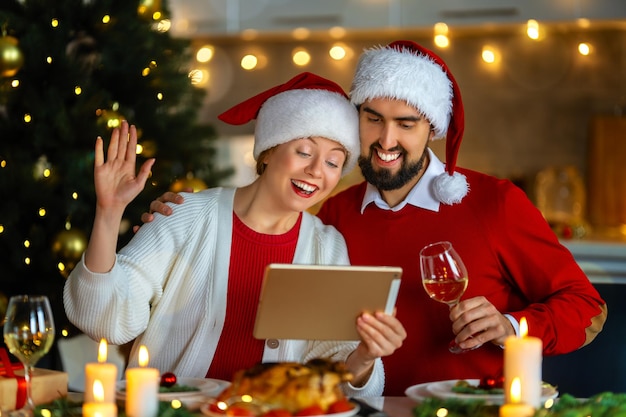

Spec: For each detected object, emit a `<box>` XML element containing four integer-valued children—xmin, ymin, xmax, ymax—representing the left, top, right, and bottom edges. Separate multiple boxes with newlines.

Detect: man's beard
<box><xmin>358</xmin><ymin>145</ymin><xmax>428</xmax><ymax>191</ymax></box>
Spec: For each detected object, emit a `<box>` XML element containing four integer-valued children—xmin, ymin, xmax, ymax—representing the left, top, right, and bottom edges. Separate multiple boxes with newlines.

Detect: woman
<box><xmin>63</xmin><ymin>72</ymin><xmax>406</xmax><ymax>396</ymax></box>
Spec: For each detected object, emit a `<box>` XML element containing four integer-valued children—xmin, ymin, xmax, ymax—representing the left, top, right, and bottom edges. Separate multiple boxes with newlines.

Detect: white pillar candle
<box><xmin>125</xmin><ymin>345</ymin><xmax>160</xmax><ymax>417</ymax></box>
<box><xmin>499</xmin><ymin>377</ymin><xmax>536</xmax><ymax>417</ymax></box>
<box><xmin>85</xmin><ymin>339</ymin><xmax>118</xmax><ymax>403</ymax></box>
<box><xmin>83</xmin><ymin>379</ymin><xmax>118</xmax><ymax>417</ymax></box>
<box><xmin>504</xmin><ymin>317</ymin><xmax>543</xmax><ymax>408</ymax></box>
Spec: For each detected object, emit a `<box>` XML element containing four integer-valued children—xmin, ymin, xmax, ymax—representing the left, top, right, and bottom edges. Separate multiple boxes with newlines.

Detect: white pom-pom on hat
<box><xmin>219</xmin><ymin>72</ymin><xmax>360</xmax><ymax>175</ymax></box>
<box><xmin>350</xmin><ymin>40</ymin><xmax>469</xmax><ymax>204</ymax></box>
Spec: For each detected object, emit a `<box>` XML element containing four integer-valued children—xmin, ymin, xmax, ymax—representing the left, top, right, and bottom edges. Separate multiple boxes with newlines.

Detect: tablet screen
<box><xmin>253</xmin><ymin>264</ymin><xmax>402</xmax><ymax>340</ymax></box>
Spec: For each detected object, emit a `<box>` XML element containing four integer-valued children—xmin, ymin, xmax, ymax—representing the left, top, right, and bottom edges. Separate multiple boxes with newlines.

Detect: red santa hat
<box><xmin>350</xmin><ymin>40</ymin><xmax>469</xmax><ymax>204</ymax></box>
<box><xmin>218</xmin><ymin>72</ymin><xmax>360</xmax><ymax>175</ymax></box>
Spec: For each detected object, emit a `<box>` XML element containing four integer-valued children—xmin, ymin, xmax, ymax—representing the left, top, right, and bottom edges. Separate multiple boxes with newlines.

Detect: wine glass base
<box><xmin>448</xmin><ymin>340</ymin><xmax>482</xmax><ymax>354</ymax></box>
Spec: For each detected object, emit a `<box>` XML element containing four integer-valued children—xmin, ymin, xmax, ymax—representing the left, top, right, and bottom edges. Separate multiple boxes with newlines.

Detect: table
<box><xmin>378</xmin><ymin>397</ymin><xmax>416</xmax><ymax>417</ymax></box>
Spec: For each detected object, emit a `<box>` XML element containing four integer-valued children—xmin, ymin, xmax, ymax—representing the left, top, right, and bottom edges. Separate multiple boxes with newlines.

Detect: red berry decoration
<box><xmin>160</xmin><ymin>372</ymin><xmax>177</xmax><ymax>387</ymax></box>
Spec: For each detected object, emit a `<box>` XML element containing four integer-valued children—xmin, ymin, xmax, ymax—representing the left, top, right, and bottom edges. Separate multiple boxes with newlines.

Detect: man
<box><xmin>143</xmin><ymin>40</ymin><xmax>607</xmax><ymax>396</ymax></box>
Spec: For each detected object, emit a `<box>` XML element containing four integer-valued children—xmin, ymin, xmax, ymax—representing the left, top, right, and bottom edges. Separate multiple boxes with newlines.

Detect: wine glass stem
<box><xmin>23</xmin><ymin>364</ymin><xmax>35</xmax><ymax>411</ymax></box>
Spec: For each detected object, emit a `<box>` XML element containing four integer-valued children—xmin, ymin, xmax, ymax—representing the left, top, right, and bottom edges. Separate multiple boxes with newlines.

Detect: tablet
<box><xmin>253</xmin><ymin>263</ymin><xmax>402</xmax><ymax>341</ymax></box>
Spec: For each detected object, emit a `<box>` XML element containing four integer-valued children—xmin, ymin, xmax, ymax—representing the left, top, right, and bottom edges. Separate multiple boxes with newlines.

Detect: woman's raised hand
<box><xmin>94</xmin><ymin>120</ymin><xmax>155</xmax><ymax>212</ymax></box>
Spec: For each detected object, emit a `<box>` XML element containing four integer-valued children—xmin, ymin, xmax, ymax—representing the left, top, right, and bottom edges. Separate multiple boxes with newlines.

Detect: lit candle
<box><xmin>85</xmin><ymin>339</ymin><xmax>118</xmax><ymax>403</ymax></box>
<box><xmin>82</xmin><ymin>379</ymin><xmax>118</xmax><ymax>417</ymax></box>
<box><xmin>125</xmin><ymin>345</ymin><xmax>160</xmax><ymax>417</ymax></box>
<box><xmin>499</xmin><ymin>378</ymin><xmax>536</xmax><ymax>417</ymax></box>
<box><xmin>503</xmin><ymin>317</ymin><xmax>543</xmax><ymax>407</ymax></box>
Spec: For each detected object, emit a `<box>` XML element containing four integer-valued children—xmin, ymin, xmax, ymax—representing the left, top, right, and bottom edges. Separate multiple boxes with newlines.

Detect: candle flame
<box><xmin>93</xmin><ymin>379</ymin><xmax>104</xmax><ymax>402</ymax></box>
<box><xmin>510</xmin><ymin>377</ymin><xmax>522</xmax><ymax>403</ymax></box>
<box><xmin>97</xmin><ymin>339</ymin><xmax>108</xmax><ymax>363</ymax></box>
<box><xmin>138</xmin><ymin>345</ymin><xmax>150</xmax><ymax>367</ymax></box>
<box><xmin>520</xmin><ymin>317</ymin><xmax>528</xmax><ymax>338</ymax></box>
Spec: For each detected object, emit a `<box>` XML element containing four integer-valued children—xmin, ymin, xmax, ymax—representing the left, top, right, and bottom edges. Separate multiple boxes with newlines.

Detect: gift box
<box><xmin>0</xmin><ymin>348</ymin><xmax>68</xmax><ymax>411</ymax></box>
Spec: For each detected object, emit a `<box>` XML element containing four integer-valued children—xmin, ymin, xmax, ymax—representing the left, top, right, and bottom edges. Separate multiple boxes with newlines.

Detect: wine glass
<box><xmin>420</xmin><ymin>241</ymin><xmax>480</xmax><ymax>354</ymax></box>
<box><xmin>3</xmin><ymin>295</ymin><xmax>56</xmax><ymax>414</ymax></box>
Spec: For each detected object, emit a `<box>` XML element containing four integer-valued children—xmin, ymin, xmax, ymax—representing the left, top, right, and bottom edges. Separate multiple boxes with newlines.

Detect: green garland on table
<box><xmin>413</xmin><ymin>393</ymin><xmax>626</xmax><ymax>417</ymax></box>
<box><xmin>34</xmin><ymin>399</ymin><xmax>196</xmax><ymax>417</ymax></box>
<box><xmin>412</xmin><ymin>397</ymin><xmax>498</xmax><ymax>417</ymax></box>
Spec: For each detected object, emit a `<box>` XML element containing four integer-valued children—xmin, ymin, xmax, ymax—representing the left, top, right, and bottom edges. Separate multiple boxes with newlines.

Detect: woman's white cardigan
<box><xmin>64</xmin><ymin>187</ymin><xmax>384</xmax><ymax>396</ymax></box>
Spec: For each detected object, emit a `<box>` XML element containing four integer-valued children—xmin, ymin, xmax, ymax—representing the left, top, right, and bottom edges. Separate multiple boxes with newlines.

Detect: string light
<box><xmin>578</xmin><ymin>42</ymin><xmax>591</xmax><ymax>56</ymax></box>
<box><xmin>434</xmin><ymin>22</ymin><xmax>450</xmax><ymax>48</ymax></box>
<box><xmin>292</xmin><ymin>48</ymin><xmax>311</xmax><ymax>66</ymax></box>
<box><xmin>527</xmin><ymin>19</ymin><xmax>540</xmax><ymax>40</ymax></box>
<box><xmin>51</xmin><ymin>18</ymin><xmax>59</xmax><ymax>28</ymax></box>
<box><xmin>482</xmin><ymin>45</ymin><xmax>496</xmax><ymax>63</ymax></box>
<box><xmin>241</xmin><ymin>54</ymin><xmax>258</xmax><ymax>70</ymax></box>
<box><xmin>102</xmin><ymin>15</ymin><xmax>111</xmax><ymax>24</ymax></box>
<box><xmin>329</xmin><ymin>44</ymin><xmax>347</xmax><ymax>61</ymax></box>
<box><xmin>196</xmin><ymin>46</ymin><xmax>214</xmax><ymax>63</ymax></box>
<box><xmin>292</xmin><ymin>27</ymin><xmax>310</xmax><ymax>40</ymax></box>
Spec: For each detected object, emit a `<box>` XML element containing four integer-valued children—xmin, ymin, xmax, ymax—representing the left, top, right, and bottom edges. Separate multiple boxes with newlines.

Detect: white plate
<box><xmin>116</xmin><ymin>377</ymin><xmax>230</xmax><ymax>410</ymax></box>
<box><xmin>200</xmin><ymin>402</ymin><xmax>360</xmax><ymax>417</ymax></box>
<box><xmin>406</xmin><ymin>379</ymin><xmax>558</xmax><ymax>405</ymax></box>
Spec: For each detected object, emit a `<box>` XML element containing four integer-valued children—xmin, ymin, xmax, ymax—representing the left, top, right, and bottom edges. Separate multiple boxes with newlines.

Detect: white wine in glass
<box><xmin>3</xmin><ymin>295</ymin><xmax>56</xmax><ymax>414</ymax></box>
<box><xmin>420</xmin><ymin>241</ymin><xmax>480</xmax><ymax>353</ymax></box>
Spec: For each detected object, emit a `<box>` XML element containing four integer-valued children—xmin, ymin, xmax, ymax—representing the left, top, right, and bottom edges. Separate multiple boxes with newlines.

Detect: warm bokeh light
<box><xmin>292</xmin><ymin>27</ymin><xmax>310</xmax><ymax>40</ymax></box>
<box><xmin>74</xmin><ymin>86</ymin><xmax>82</xmax><ymax>95</ymax></box>
<box><xmin>527</xmin><ymin>19</ymin><xmax>540</xmax><ymax>40</ymax></box>
<box><xmin>241</xmin><ymin>54</ymin><xmax>258</xmax><ymax>70</ymax></box>
<box><xmin>434</xmin><ymin>34</ymin><xmax>449</xmax><ymax>48</ymax></box>
<box><xmin>196</xmin><ymin>46</ymin><xmax>214</xmax><ymax>63</ymax></box>
<box><xmin>434</xmin><ymin>22</ymin><xmax>450</xmax><ymax>48</ymax></box>
<box><xmin>156</xmin><ymin>19</ymin><xmax>171</xmax><ymax>32</ymax></box>
<box><xmin>46</xmin><ymin>56</ymin><xmax>52</xmax><ymax>64</ymax></box>
<box><xmin>102</xmin><ymin>15</ymin><xmax>110</xmax><ymax>24</ymax></box>
<box><xmin>24</xmin><ymin>114</ymin><xmax>32</xmax><ymax>123</ymax></box>
<box><xmin>292</xmin><ymin>49</ymin><xmax>311</xmax><ymax>66</ymax></box>
<box><xmin>51</xmin><ymin>18</ymin><xmax>59</xmax><ymax>28</ymax></box>
<box><xmin>434</xmin><ymin>22</ymin><xmax>449</xmax><ymax>34</ymax></box>
<box><xmin>578</xmin><ymin>42</ymin><xmax>591</xmax><ymax>55</ymax></box>
<box><xmin>482</xmin><ymin>46</ymin><xmax>496</xmax><ymax>63</ymax></box>
<box><xmin>11</xmin><ymin>79</ymin><xmax>19</xmax><ymax>88</ymax></box>
<box><xmin>329</xmin><ymin>26</ymin><xmax>346</xmax><ymax>39</ymax></box>
<box><xmin>329</xmin><ymin>44</ymin><xmax>346</xmax><ymax>60</ymax></box>
<box><xmin>189</xmin><ymin>68</ymin><xmax>208</xmax><ymax>85</ymax></box>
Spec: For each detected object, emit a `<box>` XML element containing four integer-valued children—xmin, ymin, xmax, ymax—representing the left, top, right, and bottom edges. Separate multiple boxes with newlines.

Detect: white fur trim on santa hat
<box><xmin>350</xmin><ymin>45</ymin><xmax>453</xmax><ymax>139</ymax></box>
<box><xmin>433</xmin><ymin>171</ymin><xmax>469</xmax><ymax>205</ymax></box>
<box><xmin>254</xmin><ymin>89</ymin><xmax>360</xmax><ymax>175</ymax></box>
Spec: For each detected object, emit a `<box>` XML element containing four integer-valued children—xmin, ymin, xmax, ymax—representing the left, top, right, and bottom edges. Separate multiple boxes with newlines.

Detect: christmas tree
<box><xmin>0</xmin><ymin>0</ymin><xmax>232</xmax><ymax>351</ymax></box>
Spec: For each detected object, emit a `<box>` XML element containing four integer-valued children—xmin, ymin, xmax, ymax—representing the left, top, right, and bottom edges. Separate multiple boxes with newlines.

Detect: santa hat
<box><xmin>350</xmin><ymin>40</ymin><xmax>469</xmax><ymax>205</ymax></box>
<box><xmin>218</xmin><ymin>72</ymin><xmax>360</xmax><ymax>175</ymax></box>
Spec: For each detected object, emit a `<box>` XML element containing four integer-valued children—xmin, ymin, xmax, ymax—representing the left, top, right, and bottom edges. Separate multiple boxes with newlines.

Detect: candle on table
<box><xmin>83</xmin><ymin>379</ymin><xmax>118</xmax><ymax>417</ymax></box>
<box><xmin>499</xmin><ymin>377</ymin><xmax>536</xmax><ymax>417</ymax></box>
<box><xmin>85</xmin><ymin>338</ymin><xmax>118</xmax><ymax>403</ymax></box>
<box><xmin>504</xmin><ymin>317</ymin><xmax>543</xmax><ymax>407</ymax></box>
<box><xmin>125</xmin><ymin>345</ymin><xmax>160</xmax><ymax>417</ymax></box>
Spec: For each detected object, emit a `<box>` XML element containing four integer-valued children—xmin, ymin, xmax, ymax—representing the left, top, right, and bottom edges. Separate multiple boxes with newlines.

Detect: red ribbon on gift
<box><xmin>1</xmin><ymin>347</ymin><xmax>27</xmax><ymax>409</ymax></box>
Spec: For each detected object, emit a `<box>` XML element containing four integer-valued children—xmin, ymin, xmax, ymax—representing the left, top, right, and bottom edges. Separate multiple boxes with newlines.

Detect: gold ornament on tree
<box><xmin>137</xmin><ymin>0</ymin><xmax>162</xmax><ymax>19</ymax></box>
<box><xmin>52</xmin><ymin>229</ymin><xmax>88</xmax><ymax>277</ymax></box>
<box><xmin>0</xmin><ymin>30</ymin><xmax>25</xmax><ymax>78</ymax></box>
<box><xmin>170</xmin><ymin>173</ymin><xmax>208</xmax><ymax>193</ymax></box>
